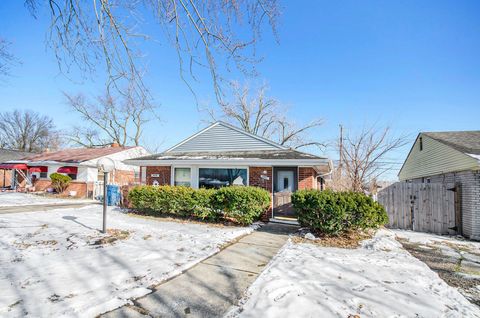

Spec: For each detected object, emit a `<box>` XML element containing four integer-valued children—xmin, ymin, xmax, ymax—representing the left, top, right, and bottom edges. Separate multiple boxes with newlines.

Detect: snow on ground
<box><xmin>0</xmin><ymin>205</ymin><xmax>255</xmax><ymax>317</ymax></box>
<box><xmin>393</xmin><ymin>229</ymin><xmax>480</xmax><ymax>252</ymax></box>
<box><xmin>230</xmin><ymin>229</ymin><xmax>480</xmax><ymax>318</ymax></box>
<box><xmin>0</xmin><ymin>192</ymin><xmax>94</xmax><ymax>207</ymax></box>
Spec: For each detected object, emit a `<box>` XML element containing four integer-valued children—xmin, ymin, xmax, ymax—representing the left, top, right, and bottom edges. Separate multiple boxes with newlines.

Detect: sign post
<box><xmin>96</xmin><ymin>157</ymin><xmax>115</xmax><ymax>234</ymax></box>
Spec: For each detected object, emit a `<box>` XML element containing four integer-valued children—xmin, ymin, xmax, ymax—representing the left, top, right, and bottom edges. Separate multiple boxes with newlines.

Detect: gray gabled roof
<box><xmin>166</xmin><ymin>121</ymin><xmax>288</xmax><ymax>153</ymax></box>
<box><xmin>423</xmin><ymin>131</ymin><xmax>480</xmax><ymax>156</ymax></box>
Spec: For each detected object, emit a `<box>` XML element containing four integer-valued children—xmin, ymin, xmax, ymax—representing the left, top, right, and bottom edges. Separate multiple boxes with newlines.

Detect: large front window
<box><xmin>199</xmin><ymin>168</ymin><xmax>247</xmax><ymax>189</ymax></box>
<box><xmin>174</xmin><ymin>167</ymin><xmax>191</xmax><ymax>186</ymax></box>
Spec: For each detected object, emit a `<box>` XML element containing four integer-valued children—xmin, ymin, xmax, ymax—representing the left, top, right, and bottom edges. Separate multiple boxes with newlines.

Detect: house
<box><xmin>398</xmin><ymin>131</ymin><xmax>480</xmax><ymax>239</ymax></box>
<box><xmin>0</xmin><ymin>149</ymin><xmax>36</xmax><ymax>188</ymax></box>
<box><xmin>125</xmin><ymin>121</ymin><xmax>332</xmax><ymax>221</ymax></box>
<box><xmin>0</xmin><ymin>145</ymin><xmax>149</xmax><ymax>198</ymax></box>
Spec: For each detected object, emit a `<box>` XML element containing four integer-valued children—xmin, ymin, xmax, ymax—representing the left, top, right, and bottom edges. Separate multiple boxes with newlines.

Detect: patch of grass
<box><xmin>90</xmin><ymin>229</ymin><xmax>131</xmax><ymax>246</ymax></box>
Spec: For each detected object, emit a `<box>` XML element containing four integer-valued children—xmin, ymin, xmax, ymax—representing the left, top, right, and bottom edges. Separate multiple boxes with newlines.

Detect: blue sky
<box><xmin>1</xmin><ymin>1</ymin><xmax>479</xmax><ymax>179</ymax></box>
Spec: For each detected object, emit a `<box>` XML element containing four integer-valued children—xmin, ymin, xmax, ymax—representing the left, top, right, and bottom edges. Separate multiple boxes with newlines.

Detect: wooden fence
<box><xmin>377</xmin><ymin>182</ymin><xmax>458</xmax><ymax>235</ymax></box>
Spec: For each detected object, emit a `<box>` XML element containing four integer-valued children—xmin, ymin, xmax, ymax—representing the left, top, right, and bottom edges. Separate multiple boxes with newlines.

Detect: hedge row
<box><xmin>292</xmin><ymin>190</ymin><xmax>388</xmax><ymax>235</ymax></box>
<box><xmin>128</xmin><ymin>185</ymin><xmax>271</xmax><ymax>225</ymax></box>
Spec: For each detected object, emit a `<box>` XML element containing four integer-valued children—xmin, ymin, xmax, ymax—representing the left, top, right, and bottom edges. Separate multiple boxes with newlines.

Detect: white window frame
<box><xmin>171</xmin><ymin>165</ymin><xmax>249</xmax><ymax>189</ymax></box>
<box><xmin>173</xmin><ymin>166</ymin><xmax>192</xmax><ymax>187</ymax></box>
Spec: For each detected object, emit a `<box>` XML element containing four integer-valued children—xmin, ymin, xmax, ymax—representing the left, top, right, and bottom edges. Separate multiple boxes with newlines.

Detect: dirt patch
<box><xmin>399</xmin><ymin>238</ymin><xmax>480</xmax><ymax>307</ymax></box>
<box><xmin>14</xmin><ymin>239</ymin><xmax>58</xmax><ymax>249</ymax></box>
<box><xmin>90</xmin><ymin>229</ymin><xmax>131</xmax><ymax>246</ymax></box>
<box><xmin>292</xmin><ymin>230</ymin><xmax>374</xmax><ymax>249</ymax></box>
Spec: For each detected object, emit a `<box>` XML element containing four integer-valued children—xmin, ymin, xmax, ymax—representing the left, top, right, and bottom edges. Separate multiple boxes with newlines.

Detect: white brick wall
<box><xmin>409</xmin><ymin>170</ymin><xmax>480</xmax><ymax>239</ymax></box>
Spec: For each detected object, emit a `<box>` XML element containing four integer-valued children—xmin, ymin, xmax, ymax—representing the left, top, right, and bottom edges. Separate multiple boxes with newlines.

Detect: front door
<box><xmin>273</xmin><ymin>167</ymin><xmax>297</xmax><ymax>218</ymax></box>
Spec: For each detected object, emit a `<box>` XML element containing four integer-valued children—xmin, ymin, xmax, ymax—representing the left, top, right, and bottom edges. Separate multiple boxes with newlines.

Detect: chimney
<box><xmin>111</xmin><ymin>142</ymin><xmax>120</xmax><ymax>148</ymax></box>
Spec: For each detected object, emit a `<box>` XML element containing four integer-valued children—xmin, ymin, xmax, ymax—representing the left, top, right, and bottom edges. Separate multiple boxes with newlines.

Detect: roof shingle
<box><xmin>424</xmin><ymin>131</ymin><xmax>480</xmax><ymax>156</ymax></box>
<box><xmin>25</xmin><ymin>147</ymin><xmax>135</xmax><ymax>163</ymax></box>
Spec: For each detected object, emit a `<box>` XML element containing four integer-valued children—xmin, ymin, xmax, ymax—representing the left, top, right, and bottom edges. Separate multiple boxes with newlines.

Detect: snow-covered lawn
<box><xmin>231</xmin><ymin>229</ymin><xmax>480</xmax><ymax>318</ymax></box>
<box><xmin>0</xmin><ymin>192</ymin><xmax>94</xmax><ymax>207</ymax></box>
<box><xmin>0</xmin><ymin>205</ymin><xmax>255</xmax><ymax>317</ymax></box>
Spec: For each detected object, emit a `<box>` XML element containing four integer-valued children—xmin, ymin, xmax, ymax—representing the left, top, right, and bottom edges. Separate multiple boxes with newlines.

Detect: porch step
<box><xmin>269</xmin><ymin>217</ymin><xmax>299</xmax><ymax>225</ymax></box>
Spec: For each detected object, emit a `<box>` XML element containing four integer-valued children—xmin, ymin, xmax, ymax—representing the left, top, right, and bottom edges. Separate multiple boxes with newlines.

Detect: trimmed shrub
<box><xmin>49</xmin><ymin>173</ymin><xmax>72</xmax><ymax>193</ymax></box>
<box><xmin>128</xmin><ymin>185</ymin><xmax>270</xmax><ymax>225</ymax></box>
<box><xmin>128</xmin><ymin>185</ymin><xmax>197</xmax><ymax>217</ymax></box>
<box><xmin>211</xmin><ymin>186</ymin><xmax>271</xmax><ymax>225</ymax></box>
<box><xmin>191</xmin><ymin>188</ymin><xmax>217</xmax><ymax>221</ymax></box>
<box><xmin>292</xmin><ymin>190</ymin><xmax>388</xmax><ymax>235</ymax></box>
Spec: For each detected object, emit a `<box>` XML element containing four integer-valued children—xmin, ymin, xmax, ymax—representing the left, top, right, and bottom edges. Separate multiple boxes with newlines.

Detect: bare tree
<box><xmin>0</xmin><ymin>110</ymin><xmax>61</xmax><ymax>152</ymax></box>
<box><xmin>23</xmin><ymin>0</ymin><xmax>280</xmax><ymax>103</ymax></box>
<box><xmin>64</xmin><ymin>85</ymin><xmax>157</xmax><ymax>147</ymax></box>
<box><xmin>0</xmin><ymin>38</ymin><xmax>17</xmax><ymax>79</ymax></box>
<box><xmin>207</xmin><ymin>82</ymin><xmax>325</xmax><ymax>149</ymax></box>
<box><xmin>336</xmin><ymin>126</ymin><xmax>408</xmax><ymax>192</ymax></box>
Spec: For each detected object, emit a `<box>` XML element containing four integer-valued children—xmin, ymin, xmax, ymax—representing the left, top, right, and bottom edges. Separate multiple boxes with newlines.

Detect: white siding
<box><xmin>168</xmin><ymin>122</ymin><xmax>284</xmax><ymax>153</ymax></box>
<box><xmin>399</xmin><ymin>134</ymin><xmax>478</xmax><ymax>180</ymax></box>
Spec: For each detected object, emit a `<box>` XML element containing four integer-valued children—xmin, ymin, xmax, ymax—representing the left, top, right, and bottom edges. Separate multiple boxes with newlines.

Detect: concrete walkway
<box><xmin>0</xmin><ymin>202</ymin><xmax>99</xmax><ymax>214</ymax></box>
<box><xmin>102</xmin><ymin>223</ymin><xmax>298</xmax><ymax>318</ymax></box>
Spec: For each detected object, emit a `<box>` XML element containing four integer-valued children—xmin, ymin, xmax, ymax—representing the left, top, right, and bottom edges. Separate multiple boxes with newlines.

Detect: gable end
<box><xmin>167</xmin><ymin>122</ymin><xmax>287</xmax><ymax>153</ymax></box>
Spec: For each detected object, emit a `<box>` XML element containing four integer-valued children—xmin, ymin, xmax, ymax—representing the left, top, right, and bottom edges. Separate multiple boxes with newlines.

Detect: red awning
<box><xmin>57</xmin><ymin>166</ymin><xmax>78</xmax><ymax>174</ymax></box>
<box><xmin>29</xmin><ymin>166</ymin><xmax>48</xmax><ymax>173</ymax></box>
<box><xmin>0</xmin><ymin>163</ymin><xmax>28</xmax><ymax>170</ymax></box>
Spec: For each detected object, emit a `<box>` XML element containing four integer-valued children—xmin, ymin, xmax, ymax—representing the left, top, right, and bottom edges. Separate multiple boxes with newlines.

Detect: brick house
<box><xmin>0</xmin><ymin>149</ymin><xmax>36</xmax><ymax>188</ymax></box>
<box><xmin>125</xmin><ymin>122</ymin><xmax>332</xmax><ymax>222</ymax></box>
<box><xmin>0</xmin><ymin>145</ymin><xmax>149</xmax><ymax>198</ymax></box>
<box><xmin>399</xmin><ymin>131</ymin><xmax>480</xmax><ymax>239</ymax></box>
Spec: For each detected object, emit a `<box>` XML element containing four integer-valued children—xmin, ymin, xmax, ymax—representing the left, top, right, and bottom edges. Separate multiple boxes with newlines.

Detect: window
<box><xmin>174</xmin><ymin>168</ymin><xmax>191</xmax><ymax>186</ymax></box>
<box><xmin>419</xmin><ymin>137</ymin><xmax>423</xmax><ymax>151</ymax></box>
<box><xmin>68</xmin><ymin>174</ymin><xmax>77</xmax><ymax>180</ymax></box>
<box><xmin>199</xmin><ymin>168</ymin><xmax>247</xmax><ymax>189</ymax></box>
<box><xmin>40</xmin><ymin>172</ymin><xmax>48</xmax><ymax>178</ymax></box>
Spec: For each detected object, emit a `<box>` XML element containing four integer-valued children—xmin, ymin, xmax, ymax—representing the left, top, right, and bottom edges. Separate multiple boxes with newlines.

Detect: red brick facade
<box><xmin>146</xmin><ymin>166</ymin><xmax>171</xmax><ymax>185</ymax></box>
<box><xmin>298</xmin><ymin>167</ymin><xmax>317</xmax><ymax>190</ymax></box>
<box><xmin>249</xmin><ymin>167</ymin><xmax>273</xmax><ymax>221</ymax></box>
<box><xmin>138</xmin><ymin>165</ymin><xmax>320</xmax><ymax>222</ymax></box>
<box><xmin>31</xmin><ymin>179</ymin><xmax>91</xmax><ymax>197</ymax></box>
<box><xmin>114</xmin><ymin>169</ymin><xmax>136</xmax><ymax>185</ymax></box>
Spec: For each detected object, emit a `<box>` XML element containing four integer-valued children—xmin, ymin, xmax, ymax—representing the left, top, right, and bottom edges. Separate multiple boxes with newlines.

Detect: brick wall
<box><xmin>298</xmin><ymin>167</ymin><xmax>317</xmax><ymax>190</ymax></box>
<box><xmin>250</xmin><ymin>167</ymin><xmax>273</xmax><ymax>221</ymax></box>
<box><xmin>114</xmin><ymin>169</ymin><xmax>136</xmax><ymax>185</ymax></box>
<box><xmin>146</xmin><ymin>166</ymin><xmax>171</xmax><ymax>186</ymax></box>
<box><xmin>409</xmin><ymin>170</ymin><xmax>480</xmax><ymax>239</ymax></box>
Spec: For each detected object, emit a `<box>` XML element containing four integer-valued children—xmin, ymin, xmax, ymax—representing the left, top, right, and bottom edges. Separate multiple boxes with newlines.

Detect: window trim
<box><xmin>173</xmin><ymin>167</ymin><xmax>192</xmax><ymax>187</ymax></box>
<box><xmin>170</xmin><ymin>165</ymin><xmax>249</xmax><ymax>188</ymax></box>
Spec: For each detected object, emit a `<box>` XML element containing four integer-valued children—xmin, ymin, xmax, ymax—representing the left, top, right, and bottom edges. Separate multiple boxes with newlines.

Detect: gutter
<box><xmin>123</xmin><ymin>158</ymin><xmax>331</xmax><ymax>167</ymax></box>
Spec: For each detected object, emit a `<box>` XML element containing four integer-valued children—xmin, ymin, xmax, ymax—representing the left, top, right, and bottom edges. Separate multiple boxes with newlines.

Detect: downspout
<box><xmin>315</xmin><ymin>159</ymin><xmax>334</xmax><ymax>190</ymax></box>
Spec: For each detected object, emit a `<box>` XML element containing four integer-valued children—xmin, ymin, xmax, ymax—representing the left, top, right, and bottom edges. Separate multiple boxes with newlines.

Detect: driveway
<box><xmin>0</xmin><ymin>192</ymin><xmax>97</xmax><ymax>214</ymax></box>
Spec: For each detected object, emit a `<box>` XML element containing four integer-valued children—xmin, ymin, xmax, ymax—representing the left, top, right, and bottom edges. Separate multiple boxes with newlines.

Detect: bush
<box><xmin>49</xmin><ymin>173</ymin><xmax>72</xmax><ymax>193</ymax></box>
<box><xmin>211</xmin><ymin>186</ymin><xmax>271</xmax><ymax>225</ymax></box>
<box><xmin>292</xmin><ymin>190</ymin><xmax>388</xmax><ymax>235</ymax></box>
<box><xmin>128</xmin><ymin>185</ymin><xmax>270</xmax><ymax>225</ymax></box>
<box><xmin>128</xmin><ymin>185</ymin><xmax>197</xmax><ymax>217</ymax></box>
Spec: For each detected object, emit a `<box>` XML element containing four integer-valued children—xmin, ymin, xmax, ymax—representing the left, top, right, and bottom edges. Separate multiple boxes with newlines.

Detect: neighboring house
<box><xmin>398</xmin><ymin>131</ymin><xmax>480</xmax><ymax>239</ymax></box>
<box><xmin>0</xmin><ymin>145</ymin><xmax>149</xmax><ymax>198</ymax></box>
<box><xmin>125</xmin><ymin>121</ymin><xmax>332</xmax><ymax>221</ymax></box>
<box><xmin>0</xmin><ymin>149</ymin><xmax>36</xmax><ymax>188</ymax></box>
